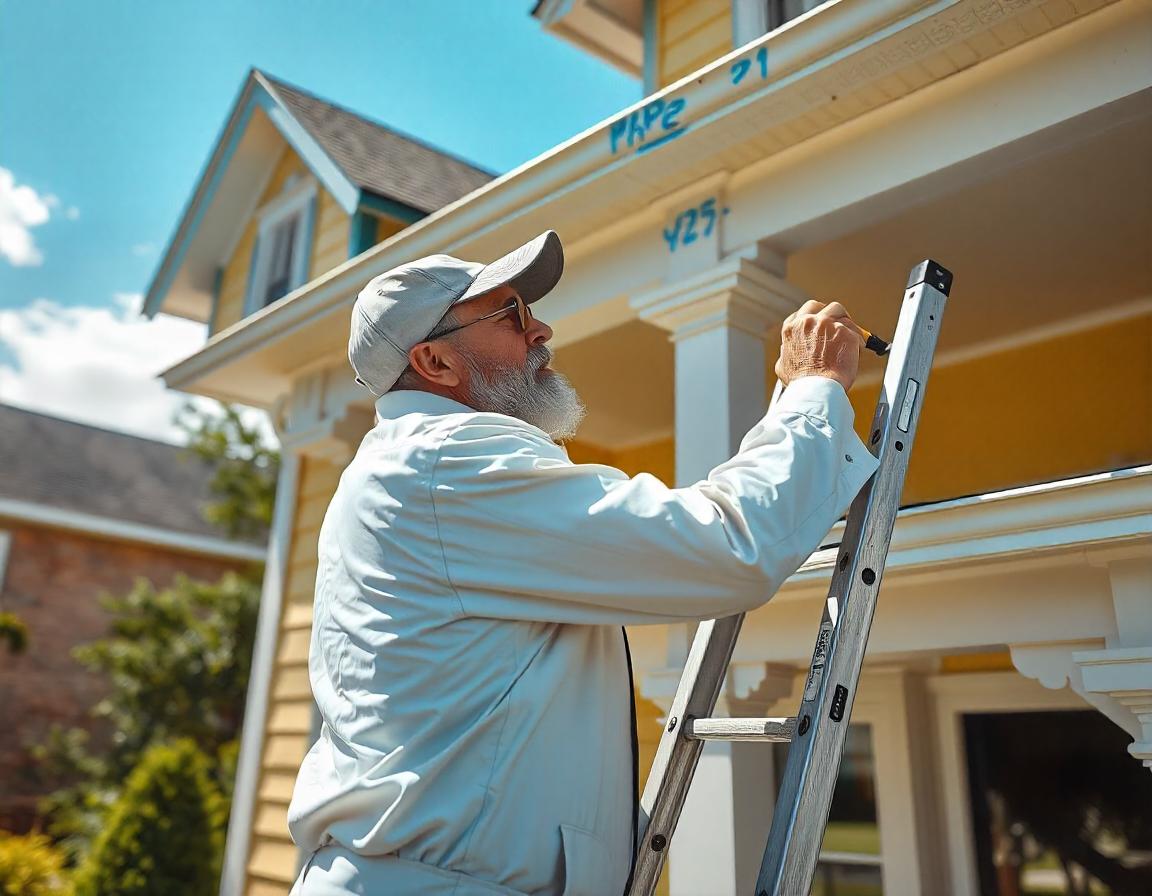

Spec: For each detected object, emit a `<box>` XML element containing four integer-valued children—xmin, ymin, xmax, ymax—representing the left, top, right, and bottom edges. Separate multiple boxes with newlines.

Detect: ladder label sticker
<box><xmin>897</xmin><ymin>379</ymin><xmax>920</xmax><ymax>432</ymax></box>
<box><xmin>803</xmin><ymin>620</ymin><xmax>835</xmax><ymax>702</ymax></box>
<box><xmin>830</xmin><ymin>685</ymin><xmax>849</xmax><ymax>722</ymax></box>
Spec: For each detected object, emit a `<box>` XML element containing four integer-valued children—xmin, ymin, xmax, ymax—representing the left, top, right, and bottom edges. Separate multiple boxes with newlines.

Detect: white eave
<box><xmin>532</xmin><ymin>0</ymin><xmax>644</xmax><ymax>76</ymax></box>
<box><xmin>783</xmin><ymin>464</ymin><xmax>1152</xmax><ymax>597</ymax></box>
<box><xmin>161</xmin><ymin>0</ymin><xmax>1145</xmax><ymax>407</ymax></box>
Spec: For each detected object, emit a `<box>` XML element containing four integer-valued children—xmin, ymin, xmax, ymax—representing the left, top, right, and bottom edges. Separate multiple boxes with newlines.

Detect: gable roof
<box><xmin>143</xmin><ymin>69</ymin><xmax>496</xmax><ymax>322</ymax></box>
<box><xmin>0</xmin><ymin>403</ymin><xmax>260</xmax><ymax>545</ymax></box>
<box><xmin>261</xmin><ymin>74</ymin><xmax>495</xmax><ymax>214</ymax></box>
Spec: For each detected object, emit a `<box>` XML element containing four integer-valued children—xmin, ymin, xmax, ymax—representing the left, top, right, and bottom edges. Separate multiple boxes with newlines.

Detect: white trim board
<box><xmin>783</xmin><ymin>465</ymin><xmax>1152</xmax><ymax>593</ymax></box>
<box><xmin>0</xmin><ymin>498</ymin><xmax>266</xmax><ymax>563</ymax></box>
<box><xmin>0</xmin><ymin>529</ymin><xmax>10</xmax><ymax>594</ymax></box>
<box><xmin>219</xmin><ymin>452</ymin><xmax>301</xmax><ymax>896</ymax></box>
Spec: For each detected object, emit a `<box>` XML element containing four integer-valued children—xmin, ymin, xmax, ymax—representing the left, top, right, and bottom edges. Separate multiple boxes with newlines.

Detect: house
<box><xmin>145</xmin><ymin>2</ymin><xmax>1152</xmax><ymax>892</ymax></box>
<box><xmin>0</xmin><ymin>403</ymin><xmax>267</xmax><ymax>833</ymax></box>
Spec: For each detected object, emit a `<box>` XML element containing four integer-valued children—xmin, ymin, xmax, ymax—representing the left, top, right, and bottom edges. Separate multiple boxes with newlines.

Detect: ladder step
<box><xmin>686</xmin><ymin>717</ymin><xmax>796</xmax><ymax>742</ymax></box>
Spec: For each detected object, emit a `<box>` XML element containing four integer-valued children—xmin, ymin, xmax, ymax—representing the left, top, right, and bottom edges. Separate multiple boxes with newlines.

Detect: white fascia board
<box><xmin>254</xmin><ymin>73</ymin><xmax>360</xmax><ymax>215</ymax></box>
<box><xmin>782</xmin><ymin>465</ymin><xmax>1152</xmax><ymax>593</ymax></box>
<box><xmin>161</xmin><ymin>0</ymin><xmax>1144</xmax><ymax>404</ymax></box>
<box><xmin>0</xmin><ymin>498</ymin><xmax>267</xmax><ymax>563</ymax></box>
<box><xmin>143</xmin><ymin>77</ymin><xmax>260</xmax><ymax>320</ymax></box>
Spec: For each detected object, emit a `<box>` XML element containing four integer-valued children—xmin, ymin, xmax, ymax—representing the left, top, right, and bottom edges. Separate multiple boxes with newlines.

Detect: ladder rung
<box><xmin>685</xmin><ymin>716</ymin><xmax>796</xmax><ymax>742</ymax></box>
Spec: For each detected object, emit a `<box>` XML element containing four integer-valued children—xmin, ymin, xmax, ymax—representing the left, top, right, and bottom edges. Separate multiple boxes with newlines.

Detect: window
<box><xmin>773</xmin><ymin>724</ymin><xmax>883</xmax><ymax>896</ymax></box>
<box><xmin>245</xmin><ymin>180</ymin><xmax>316</xmax><ymax>314</ymax></box>
<box><xmin>767</xmin><ymin>0</ymin><xmax>826</xmax><ymax>30</ymax></box>
<box><xmin>733</xmin><ymin>0</ymin><xmax>829</xmax><ymax>46</ymax></box>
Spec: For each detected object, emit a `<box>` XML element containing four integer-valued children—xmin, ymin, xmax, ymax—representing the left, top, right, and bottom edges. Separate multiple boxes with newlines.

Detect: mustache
<box><xmin>527</xmin><ymin>345</ymin><xmax>553</xmax><ymax>372</ymax></box>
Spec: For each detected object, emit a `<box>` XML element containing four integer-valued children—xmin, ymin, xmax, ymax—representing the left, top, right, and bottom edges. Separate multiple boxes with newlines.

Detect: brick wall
<box><xmin>0</xmin><ymin>520</ymin><xmax>256</xmax><ymax>832</ymax></box>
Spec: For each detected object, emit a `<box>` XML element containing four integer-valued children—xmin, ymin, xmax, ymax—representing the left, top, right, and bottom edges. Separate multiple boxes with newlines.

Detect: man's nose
<box><xmin>527</xmin><ymin>315</ymin><xmax>552</xmax><ymax>345</ymax></box>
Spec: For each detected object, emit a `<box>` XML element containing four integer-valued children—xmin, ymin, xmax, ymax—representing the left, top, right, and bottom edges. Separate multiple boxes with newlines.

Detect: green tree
<box><xmin>35</xmin><ymin>571</ymin><xmax>260</xmax><ymax>858</ymax></box>
<box><xmin>33</xmin><ymin>398</ymin><xmax>276</xmax><ymax>862</ymax></box>
<box><xmin>71</xmin><ymin>739</ymin><xmax>225</xmax><ymax>896</ymax></box>
<box><xmin>176</xmin><ymin>400</ymin><xmax>280</xmax><ymax>540</ymax></box>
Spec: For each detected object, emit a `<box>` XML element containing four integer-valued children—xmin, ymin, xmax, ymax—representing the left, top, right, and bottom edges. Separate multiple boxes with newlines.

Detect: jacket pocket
<box><xmin>559</xmin><ymin>824</ymin><xmax>612</xmax><ymax>896</ymax></box>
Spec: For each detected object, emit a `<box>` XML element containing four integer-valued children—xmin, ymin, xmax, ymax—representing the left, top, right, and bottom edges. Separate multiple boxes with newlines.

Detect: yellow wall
<box><xmin>573</xmin><ymin>314</ymin><xmax>1151</xmax><ymax>505</ymax></box>
<box><xmin>567</xmin><ymin>437</ymin><xmax>676</xmax><ymax>484</ymax></box>
<box><xmin>244</xmin><ymin>456</ymin><xmax>344</xmax><ymax>894</ymax></box>
<box><xmin>656</xmin><ymin>0</ymin><xmax>732</xmax><ymax>88</ymax></box>
<box><xmin>847</xmin><ymin>313</ymin><xmax>1152</xmax><ymax>505</ymax></box>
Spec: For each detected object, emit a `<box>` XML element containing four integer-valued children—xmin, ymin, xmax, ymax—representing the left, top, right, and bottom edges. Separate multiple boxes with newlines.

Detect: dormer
<box><xmin>143</xmin><ymin>70</ymin><xmax>494</xmax><ymax>335</ymax></box>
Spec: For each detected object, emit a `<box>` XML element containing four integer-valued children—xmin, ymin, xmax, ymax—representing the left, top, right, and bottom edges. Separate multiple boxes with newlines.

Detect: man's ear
<box><xmin>408</xmin><ymin>341</ymin><xmax>463</xmax><ymax>388</ymax></box>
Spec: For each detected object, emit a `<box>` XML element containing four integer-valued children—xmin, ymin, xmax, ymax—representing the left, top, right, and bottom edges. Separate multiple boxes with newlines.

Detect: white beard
<box><xmin>461</xmin><ymin>344</ymin><xmax>586</xmax><ymax>441</ymax></box>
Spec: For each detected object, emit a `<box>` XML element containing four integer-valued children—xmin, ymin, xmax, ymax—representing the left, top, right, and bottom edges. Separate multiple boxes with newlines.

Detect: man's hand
<box><xmin>774</xmin><ymin>300</ymin><xmax>866</xmax><ymax>393</ymax></box>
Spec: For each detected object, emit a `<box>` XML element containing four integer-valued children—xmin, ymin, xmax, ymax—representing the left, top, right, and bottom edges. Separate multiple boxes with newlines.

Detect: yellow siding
<box><xmin>212</xmin><ymin>148</ymin><xmax>351</xmax><ymax>336</ymax></box>
<box><xmin>657</xmin><ymin>0</ymin><xmax>731</xmax><ymax>88</ymax></box>
<box><xmin>243</xmin><ymin>456</ymin><xmax>344</xmax><ymax>896</ymax></box>
<box><xmin>308</xmin><ymin>187</ymin><xmax>348</xmax><ymax>280</ymax></box>
<box><xmin>375</xmin><ymin>213</ymin><xmax>408</xmax><ymax>245</ymax></box>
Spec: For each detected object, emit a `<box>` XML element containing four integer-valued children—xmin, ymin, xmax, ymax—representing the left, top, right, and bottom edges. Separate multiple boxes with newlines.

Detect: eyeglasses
<box><xmin>428</xmin><ymin>295</ymin><xmax>533</xmax><ymax>339</ymax></box>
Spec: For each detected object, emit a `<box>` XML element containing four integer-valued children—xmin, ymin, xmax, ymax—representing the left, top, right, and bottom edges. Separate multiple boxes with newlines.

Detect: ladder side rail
<box><xmin>629</xmin><ymin>611</ymin><xmax>745</xmax><ymax>892</ymax></box>
<box><xmin>756</xmin><ymin>262</ymin><xmax>952</xmax><ymax>896</ymax></box>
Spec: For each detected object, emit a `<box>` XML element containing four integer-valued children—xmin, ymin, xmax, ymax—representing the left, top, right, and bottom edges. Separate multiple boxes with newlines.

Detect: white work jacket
<box><xmin>287</xmin><ymin>376</ymin><xmax>877</xmax><ymax>895</ymax></box>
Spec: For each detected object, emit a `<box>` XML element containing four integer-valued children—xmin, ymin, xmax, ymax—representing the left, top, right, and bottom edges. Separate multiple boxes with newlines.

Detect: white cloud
<box><xmin>0</xmin><ymin>168</ymin><xmax>53</xmax><ymax>266</ymax></box>
<box><xmin>131</xmin><ymin>242</ymin><xmax>157</xmax><ymax>256</ymax></box>
<box><xmin>0</xmin><ymin>295</ymin><xmax>276</xmax><ymax>445</ymax></box>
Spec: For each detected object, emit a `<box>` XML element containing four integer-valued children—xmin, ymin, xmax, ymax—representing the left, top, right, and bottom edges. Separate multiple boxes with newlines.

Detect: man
<box><xmin>288</xmin><ymin>230</ymin><xmax>877</xmax><ymax>895</ymax></box>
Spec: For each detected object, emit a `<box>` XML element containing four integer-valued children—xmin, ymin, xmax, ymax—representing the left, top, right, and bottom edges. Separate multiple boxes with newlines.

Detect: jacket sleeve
<box><xmin>429</xmin><ymin>376</ymin><xmax>879</xmax><ymax>625</ymax></box>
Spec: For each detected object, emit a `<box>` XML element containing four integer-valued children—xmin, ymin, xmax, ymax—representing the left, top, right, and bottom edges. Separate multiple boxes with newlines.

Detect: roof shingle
<box><xmin>0</xmin><ymin>403</ymin><xmax>261</xmax><ymax>543</ymax></box>
<box><xmin>260</xmin><ymin>73</ymin><xmax>496</xmax><ymax>214</ymax></box>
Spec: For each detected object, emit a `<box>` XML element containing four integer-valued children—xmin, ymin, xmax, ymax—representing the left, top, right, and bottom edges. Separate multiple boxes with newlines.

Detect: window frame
<box><xmin>244</xmin><ymin>178</ymin><xmax>317</xmax><ymax>316</ymax></box>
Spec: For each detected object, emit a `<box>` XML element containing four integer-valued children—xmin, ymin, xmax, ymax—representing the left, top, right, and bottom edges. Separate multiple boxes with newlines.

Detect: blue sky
<box><xmin>0</xmin><ymin>0</ymin><xmax>638</xmax><ymax>439</ymax></box>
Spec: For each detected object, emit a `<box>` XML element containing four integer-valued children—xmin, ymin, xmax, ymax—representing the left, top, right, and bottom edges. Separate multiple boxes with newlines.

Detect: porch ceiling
<box><xmin>787</xmin><ymin>103</ymin><xmax>1152</xmax><ymax>352</ymax></box>
<box><xmin>553</xmin><ymin>107</ymin><xmax>1152</xmax><ymax>452</ymax></box>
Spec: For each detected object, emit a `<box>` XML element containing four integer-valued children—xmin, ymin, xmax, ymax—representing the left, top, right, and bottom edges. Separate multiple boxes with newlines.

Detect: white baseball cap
<box><xmin>349</xmin><ymin>230</ymin><xmax>563</xmax><ymax>395</ymax></box>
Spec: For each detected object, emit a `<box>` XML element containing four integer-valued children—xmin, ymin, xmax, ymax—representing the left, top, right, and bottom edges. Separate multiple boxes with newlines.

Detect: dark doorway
<box><xmin>964</xmin><ymin>710</ymin><xmax>1152</xmax><ymax>895</ymax></box>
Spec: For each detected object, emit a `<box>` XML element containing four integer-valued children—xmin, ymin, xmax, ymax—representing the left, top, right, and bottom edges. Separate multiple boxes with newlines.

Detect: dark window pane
<box><xmin>774</xmin><ymin>724</ymin><xmax>883</xmax><ymax>894</ymax></box>
<box><xmin>964</xmin><ymin>710</ymin><xmax>1152</xmax><ymax>895</ymax></box>
<box><xmin>263</xmin><ymin>215</ymin><xmax>299</xmax><ymax>306</ymax></box>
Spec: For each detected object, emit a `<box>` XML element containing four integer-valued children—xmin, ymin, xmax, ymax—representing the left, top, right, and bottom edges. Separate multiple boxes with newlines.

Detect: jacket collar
<box><xmin>374</xmin><ymin>390</ymin><xmax>476</xmax><ymax>421</ymax></box>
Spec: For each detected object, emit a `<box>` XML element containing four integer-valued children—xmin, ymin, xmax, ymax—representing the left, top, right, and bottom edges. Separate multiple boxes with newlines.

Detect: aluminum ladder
<box><xmin>626</xmin><ymin>259</ymin><xmax>954</xmax><ymax>896</ymax></box>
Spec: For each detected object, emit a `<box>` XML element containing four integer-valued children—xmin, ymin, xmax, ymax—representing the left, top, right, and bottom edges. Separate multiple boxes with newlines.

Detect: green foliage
<box><xmin>176</xmin><ymin>400</ymin><xmax>279</xmax><ymax>540</ymax></box>
<box><xmin>31</xmin><ymin>397</ymin><xmax>275</xmax><ymax>869</ymax></box>
<box><xmin>34</xmin><ymin>571</ymin><xmax>259</xmax><ymax>857</ymax></box>
<box><xmin>0</xmin><ymin>611</ymin><xmax>28</xmax><ymax>654</ymax></box>
<box><xmin>76</xmin><ymin>572</ymin><xmax>260</xmax><ymax>757</ymax></box>
<box><xmin>0</xmin><ymin>830</ymin><xmax>71</xmax><ymax>896</ymax></box>
<box><xmin>71</xmin><ymin>740</ymin><xmax>225</xmax><ymax>896</ymax></box>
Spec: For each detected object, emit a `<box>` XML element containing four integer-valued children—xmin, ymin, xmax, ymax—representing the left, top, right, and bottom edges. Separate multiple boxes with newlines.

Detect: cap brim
<box><xmin>456</xmin><ymin>230</ymin><xmax>563</xmax><ymax>307</ymax></box>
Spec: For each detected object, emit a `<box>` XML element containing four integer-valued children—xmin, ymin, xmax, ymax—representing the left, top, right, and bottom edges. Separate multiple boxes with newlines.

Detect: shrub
<box><xmin>71</xmin><ymin>740</ymin><xmax>225</xmax><ymax>896</ymax></box>
<box><xmin>0</xmin><ymin>829</ymin><xmax>70</xmax><ymax>895</ymax></box>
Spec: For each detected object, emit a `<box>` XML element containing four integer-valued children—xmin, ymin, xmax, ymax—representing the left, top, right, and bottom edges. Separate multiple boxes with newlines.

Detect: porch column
<box><xmin>631</xmin><ymin>253</ymin><xmax>807</xmax><ymax>894</ymax></box>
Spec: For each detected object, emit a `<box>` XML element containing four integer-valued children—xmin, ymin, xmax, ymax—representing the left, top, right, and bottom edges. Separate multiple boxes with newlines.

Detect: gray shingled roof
<box><xmin>260</xmin><ymin>73</ymin><xmax>496</xmax><ymax>214</ymax></box>
<box><xmin>0</xmin><ymin>403</ymin><xmax>261</xmax><ymax>543</ymax></box>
